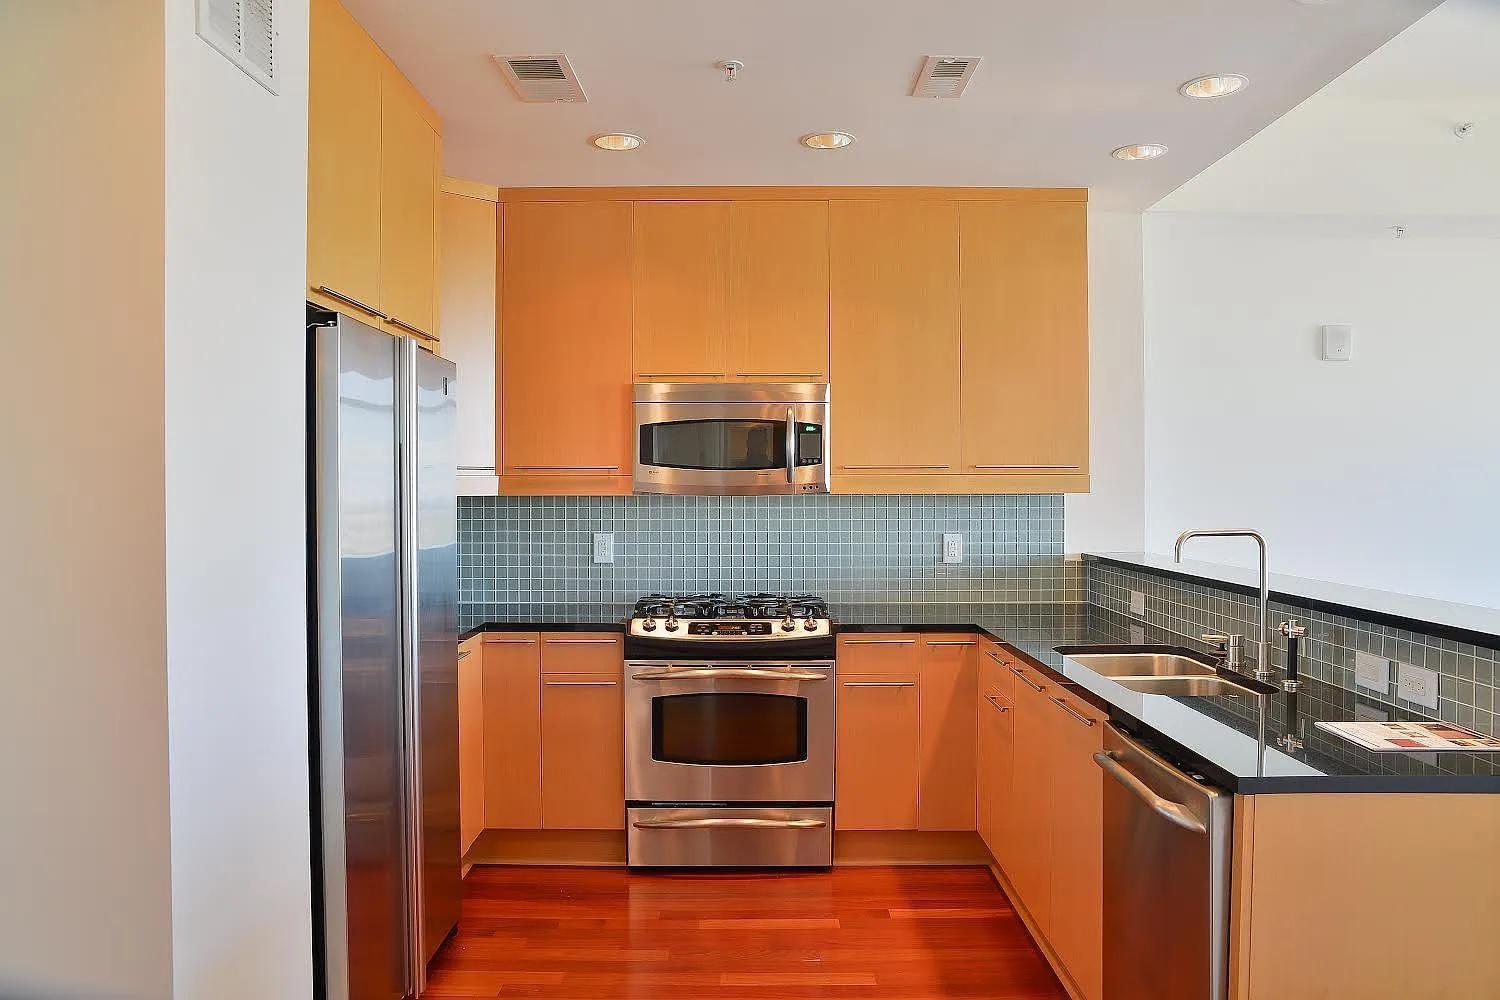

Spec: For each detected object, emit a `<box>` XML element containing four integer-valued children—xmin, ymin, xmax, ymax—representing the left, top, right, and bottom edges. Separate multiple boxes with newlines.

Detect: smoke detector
<box><xmin>493</xmin><ymin>54</ymin><xmax>587</xmax><ymax>103</ymax></box>
<box><xmin>911</xmin><ymin>56</ymin><xmax>981</xmax><ymax>98</ymax></box>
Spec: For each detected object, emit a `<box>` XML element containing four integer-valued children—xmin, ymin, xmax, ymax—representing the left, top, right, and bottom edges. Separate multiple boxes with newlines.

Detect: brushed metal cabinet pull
<box><xmin>841</xmin><ymin>638</ymin><xmax>917</xmax><ymax>645</ymax></box>
<box><xmin>926</xmin><ymin>639</ymin><xmax>977</xmax><ymax>646</ymax></box>
<box><xmin>842</xmin><ymin>681</ymin><xmax>915</xmax><ymax>688</ymax></box>
<box><xmin>388</xmin><ymin>316</ymin><xmax>436</xmax><ymax>342</ymax></box>
<box><xmin>512</xmin><ymin>465</ymin><xmax>621</xmax><ymax>472</ymax></box>
<box><xmin>545</xmin><ymin>638</ymin><xmax>620</xmax><ymax>645</ymax></box>
<box><xmin>840</xmin><ymin>464</ymin><xmax>951</xmax><ymax>470</ymax></box>
<box><xmin>984</xmin><ymin>695</ymin><xmax>1011</xmax><ymax>712</ymax></box>
<box><xmin>485</xmin><ymin>636</ymin><xmax>538</xmax><ymax>644</ymax></box>
<box><xmin>1050</xmin><ymin>695</ymin><xmax>1096</xmax><ymax>728</ymax></box>
<box><xmin>636</xmin><ymin>372</ymin><xmax>726</xmax><ymax>378</ymax></box>
<box><xmin>457</xmin><ymin>650</ymin><xmax>472</xmax><ymax>661</ymax></box>
<box><xmin>972</xmin><ymin>464</ymin><xmax>1078</xmax><ymax>470</ymax></box>
<box><xmin>316</xmin><ymin>284</ymin><xmax>387</xmax><ymax>319</ymax></box>
<box><xmin>1010</xmin><ymin>666</ymin><xmax>1046</xmax><ymax>694</ymax></box>
<box><xmin>735</xmin><ymin>372</ymin><xmax>825</xmax><ymax>379</ymax></box>
<box><xmin>544</xmin><ymin>680</ymin><xmax>618</xmax><ymax>687</ymax></box>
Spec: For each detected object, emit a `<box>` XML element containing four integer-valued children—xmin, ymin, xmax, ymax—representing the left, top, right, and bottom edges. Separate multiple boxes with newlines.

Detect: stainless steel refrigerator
<box><xmin>309</xmin><ymin>308</ymin><xmax>460</xmax><ymax>1000</ymax></box>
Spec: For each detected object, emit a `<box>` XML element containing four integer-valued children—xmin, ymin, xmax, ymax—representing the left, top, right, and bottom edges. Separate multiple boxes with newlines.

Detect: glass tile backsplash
<box><xmin>458</xmin><ymin>494</ymin><xmax>1079</xmax><ymax>608</ymax></box>
<box><xmin>1089</xmin><ymin>561</ymin><xmax>1500</xmax><ymax>737</ymax></box>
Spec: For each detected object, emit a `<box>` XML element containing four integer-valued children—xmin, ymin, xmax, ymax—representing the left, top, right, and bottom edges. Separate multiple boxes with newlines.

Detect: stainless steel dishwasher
<box><xmin>1094</xmin><ymin>725</ymin><xmax>1232</xmax><ymax>1000</ymax></box>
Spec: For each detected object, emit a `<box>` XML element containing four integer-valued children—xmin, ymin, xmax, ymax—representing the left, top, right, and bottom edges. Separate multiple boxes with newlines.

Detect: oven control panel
<box><xmin>628</xmin><ymin>617</ymin><xmax>831</xmax><ymax>640</ymax></box>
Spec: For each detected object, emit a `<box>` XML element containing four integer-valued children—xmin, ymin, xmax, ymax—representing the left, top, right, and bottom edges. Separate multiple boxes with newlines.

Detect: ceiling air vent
<box><xmin>911</xmin><ymin>56</ymin><xmax>980</xmax><ymax>99</ymax></box>
<box><xmin>493</xmin><ymin>54</ymin><xmax>587</xmax><ymax>103</ymax></box>
<box><xmin>196</xmin><ymin>0</ymin><xmax>277</xmax><ymax>94</ymax></box>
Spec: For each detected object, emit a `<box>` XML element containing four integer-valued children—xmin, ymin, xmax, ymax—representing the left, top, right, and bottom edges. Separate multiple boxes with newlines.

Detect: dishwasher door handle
<box><xmin>1093</xmin><ymin>751</ymin><xmax>1207</xmax><ymax>835</ymax></box>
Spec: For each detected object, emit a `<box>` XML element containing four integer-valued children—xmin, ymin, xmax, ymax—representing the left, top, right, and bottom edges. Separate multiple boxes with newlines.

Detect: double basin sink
<box><xmin>1055</xmin><ymin>648</ymin><xmax>1273</xmax><ymax>699</ymax></box>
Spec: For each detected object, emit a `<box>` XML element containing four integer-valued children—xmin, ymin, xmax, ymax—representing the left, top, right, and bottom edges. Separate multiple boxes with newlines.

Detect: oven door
<box><xmin>633</xmin><ymin>400</ymin><xmax>829</xmax><ymax>495</ymax></box>
<box><xmin>625</xmin><ymin>660</ymin><xmax>835</xmax><ymax>803</ymax></box>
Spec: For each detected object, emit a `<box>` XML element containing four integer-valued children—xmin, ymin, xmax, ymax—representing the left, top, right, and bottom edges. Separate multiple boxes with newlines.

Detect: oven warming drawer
<box><xmin>627</xmin><ymin>806</ymin><xmax>833</xmax><ymax>869</ymax></box>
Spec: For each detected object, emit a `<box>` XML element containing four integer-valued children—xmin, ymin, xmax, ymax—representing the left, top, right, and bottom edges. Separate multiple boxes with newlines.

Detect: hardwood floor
<box><xmin>423</xmin><ymin>865</ymin><xmax>1067</xmax><ymax>999</ymax></box>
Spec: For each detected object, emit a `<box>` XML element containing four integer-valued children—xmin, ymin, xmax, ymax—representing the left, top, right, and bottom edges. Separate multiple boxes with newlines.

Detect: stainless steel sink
<box><xmin>1061</xmin><ymin>651</ymin><xmax>1217</xmax><ymax>679</ymax></box>
<box><xmin>1109</xmin><ymin>675</ymin><xmax>1261</xmax><ymax>698</ymax></box>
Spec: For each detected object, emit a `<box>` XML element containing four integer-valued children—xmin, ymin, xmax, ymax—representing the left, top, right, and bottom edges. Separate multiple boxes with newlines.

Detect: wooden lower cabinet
<box><xmin>836</xmin><ymin>670</ymin><xmax>921</xmax><ymax>830</ymax></box>
<box><xmin>457</xmin><ymin>636</ymin><xmax>486</xmax><ymax>855</ymax></box>
<box><xmin>1043</xmin><ymin>690</ymin><xmax>1104</xmax><ymax>1000</ymax></box>
<box><xmin>917</xmin><ymin>636</ymin><xmax>977</xmax><ymax>831</ymax></box>
<box><xmin>541</xmin><ymin>671</ymin><xmax>624</xmax><ymax>830</ymax></box>
<box><xmin>975</xmin><ymin>684</ymin><xmax>1013</xmax><ymax>852</ymax></box>
<box><xmin>1005</xmin><ymin>664</ymin><xmax>1056</xmax><ymax>930</ymax></box>
<box><xmin>481</xmin><ymin>633</ymin><xmax>542</xmax><ymax>828</ymax></box>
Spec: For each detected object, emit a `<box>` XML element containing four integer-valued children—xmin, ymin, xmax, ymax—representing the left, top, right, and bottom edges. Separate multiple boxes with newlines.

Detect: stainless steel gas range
<box><xmin>624</xmin><ymin>593</ymin><xmax>835</xmax><ymax>869</ymax></box>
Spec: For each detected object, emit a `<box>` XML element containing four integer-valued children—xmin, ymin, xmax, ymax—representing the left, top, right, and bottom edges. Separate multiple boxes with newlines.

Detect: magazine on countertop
<box><xmin>1315</xmin><ymin>720</ymin><xmax>1500</xmax><ymax>753</ymax></box>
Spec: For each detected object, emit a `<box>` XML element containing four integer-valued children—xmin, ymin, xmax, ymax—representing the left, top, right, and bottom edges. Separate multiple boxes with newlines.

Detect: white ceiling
<box><xmin>1155</xmin><ymin>0</ymin><xmax>1500</xmax><ymax>217</ymax></box>
<box><xmin>345</xmin><ymin>0</ymin><xmax>1440</xmax><ymax>210</ymax></box>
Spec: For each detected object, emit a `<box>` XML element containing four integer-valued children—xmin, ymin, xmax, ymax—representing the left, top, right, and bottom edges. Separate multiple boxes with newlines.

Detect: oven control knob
<box><xmin>780</xmin><ymin>617</ymin><xmax>796</xmax><ymax>632</ymax></box>
<box><xmin>803</xmin><ymin>619</ymin><xmax>818</xmax><ymax>631</ymax></box>
<box><xmin>641</xmin><ymin>618</ymin><xmax>657</xmax><ymax>632</ymax></box>
<box><xmin>664</xmin><ymin>618</ymin><xmax>679</xmax><ymax>632</ymax></box>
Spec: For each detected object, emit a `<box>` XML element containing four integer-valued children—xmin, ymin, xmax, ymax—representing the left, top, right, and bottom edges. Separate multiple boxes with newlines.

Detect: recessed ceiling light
<box><xmin>800</xmin><ymin>131</ymin><xmax>856</xmax><ymax>150</ymax></box>
<box><xmin>592</xmin><ymin>133</ymin><xmax>642</xmax><ymax>151</ymax></box>
<box><xmin>1180</xmin><ymin>74</ymin><xmax>1249</xmax><ymax>99</ymax></box>
<box><xmin>1112</xmin><ymin>143</ymin><xmax>1168</xmax><ymax>161</ymax></box>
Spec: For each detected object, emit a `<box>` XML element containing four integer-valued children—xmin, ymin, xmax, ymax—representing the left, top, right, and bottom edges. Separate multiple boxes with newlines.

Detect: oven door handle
<box><xmin>631</xmin><ymin>668</ymin><xmax>829</xmax><ymax>682</ymax></box>
<box><xmin>632</xmin><ymin>817</ymin><xmax>827</xmax><ymax>830</ymax></box>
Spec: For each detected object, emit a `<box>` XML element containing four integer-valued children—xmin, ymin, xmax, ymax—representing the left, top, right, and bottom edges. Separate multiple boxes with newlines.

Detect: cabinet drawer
<box><xmin>836</xmin><ymin>633</ymin><xmax>920</xmax><ymax>674</ymax></box>
<box><xmin>540</xmin><ymin>633</ymin><xmax>623</xmax><ymax>674</ymax></box>
<box><xmin>979</xmin><ymin>640</ymin><xmax>1015</xmax><ymax>702</ymax></box>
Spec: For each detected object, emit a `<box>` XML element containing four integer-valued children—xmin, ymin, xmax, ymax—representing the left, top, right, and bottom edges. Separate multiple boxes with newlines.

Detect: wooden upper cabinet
<box><xmin>959</xmin><ymin>201</ymin><xmax>1089</xmax><ymax>480</ymax></box>
<box><xmin>632</xmin><ymin>202</ymin><xmax>729</xmax><ymax>379</ymax></box>
<box><xmin>439</xmin><ymin>186</ymin><xmax>498</xmax><ymax>483</ymax></box>
<box><xmin>727</xmin><ymin>201</ymin><xmax>830</xmax><ymax>381</ymax></box>
<box><xmin>501</xmin><ymin>201</ymin><xmax>633</xmax><ymax>491</ymax></box>
<box><xmin>830</xmin><ymin>201</ymin><xmax>961</xmax><ymax>479</ymax></box>
<box><xmin>307</xmin><ymin>0</ymin><xmax>382</xmax><ymax>312</ymax></box>
<box><xmin>378</xmin><ymin>66</ymin><xmax>442</xmax><ymax>343</ymax></box>
<box><xmin>917</xmin><ymin>637</ymin><xmax>977</xmax><ymax>831</ymax></box>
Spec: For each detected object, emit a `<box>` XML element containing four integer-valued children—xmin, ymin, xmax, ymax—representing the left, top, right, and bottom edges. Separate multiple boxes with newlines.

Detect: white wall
<box><xmin>1143</xmin><ymin>212</ymin><xmax>1500</xmax><ymax>607</ymax></box>
<box><xmin>1066</xmin><ymin>209</ymin><xmax>1146</xmax><ymax>554</ymax></box>
<box><xmin>163</xmin><ymin>0</ymin><xmax>314</xmax><ymax>996</ymax></box>
<box><xmin>0</xmin><ymin>3</ymin><xmax>174</xmax><ymax>997</ymax></box>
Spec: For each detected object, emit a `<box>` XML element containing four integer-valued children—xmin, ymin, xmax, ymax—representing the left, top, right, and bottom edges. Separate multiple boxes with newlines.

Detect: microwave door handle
<box><xmin>785</xmin><ymin>408</ymin><xmax>796</xmax><ymax>484</ymax></box>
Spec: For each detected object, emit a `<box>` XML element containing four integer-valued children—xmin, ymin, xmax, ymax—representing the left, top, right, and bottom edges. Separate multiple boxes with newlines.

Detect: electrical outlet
<box><xmin>592</xmin><ymin>532</ymin><xmax>614</xmax><ymax>565</ymax></box>
<box><xmin>942</xmin><ymin>533</ymin><xmax>964</xmax><ymax>565</ymax></box>
<box><xmin>1129</xmin><ymin>590</ymin><xmax>1147</xmax><ymax>617</ymax></box>
<box><xmin>1354</xmin><ymin>651</ymin><xmax>1392</xmax><ymax>694</ymax></box>
<box><xmin>1129</xmin><ymin>625</ymin><xmax>1146</xmax><ymax>644</ymax></box>
<box><xmin>1396</xmin><ymin>661</ymin><xmax>1439</xmax><ymax>711</ymax></box>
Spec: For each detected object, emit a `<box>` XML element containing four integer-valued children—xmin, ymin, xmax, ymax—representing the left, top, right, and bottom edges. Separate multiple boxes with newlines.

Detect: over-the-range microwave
<box><xmin>633</xmin><ymin>383</ymin><xmax>830</xmax><ymax>496</ymax></box>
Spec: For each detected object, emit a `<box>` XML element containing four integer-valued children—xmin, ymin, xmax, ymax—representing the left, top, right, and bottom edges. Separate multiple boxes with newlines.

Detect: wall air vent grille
<box><xmin>911</xmin><ymin>56</ymin><xmax>980</xmax><ymax>99</ymax></box>
<box><xmin>493</xmin><ymin>53</ymin><xmax>587</xmax><ymax>103</ymax></box>
<box><xmin>196</xmin><ymin>0</ymin><xmax>277</xmax><ymax>94</ymax></box>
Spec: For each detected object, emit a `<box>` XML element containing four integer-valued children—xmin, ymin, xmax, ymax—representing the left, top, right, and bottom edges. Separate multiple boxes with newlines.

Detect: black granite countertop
<box><xmin>836</xmin><ymin>603</ymin><xmax>1500</xmax><ymax>794</ymax></box>
<box><xmin>460</xmin><ymin>601</ymin><xmax>1500</xmax><ymax>793</ymax></box>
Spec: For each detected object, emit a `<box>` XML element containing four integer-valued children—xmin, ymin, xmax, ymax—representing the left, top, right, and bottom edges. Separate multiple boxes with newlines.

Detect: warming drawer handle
<box><xmin>1010</xmin><ymin>666</ymin><xmax>1046</xmax><ymax>694</ymax></box>
<box><xmin>1093</xmin><ymin>752</ymin><xmax>1207</xmax><ymax>835</ymax></box>
<box><xmin>632</xmin><ymin>668</ymin><xmax>828</xmax><ymax>682</ymax></box>
<box><xmin>632</xmin><ymin>817</ymin><xmax>827</xmax><ymax>830</ymax></box>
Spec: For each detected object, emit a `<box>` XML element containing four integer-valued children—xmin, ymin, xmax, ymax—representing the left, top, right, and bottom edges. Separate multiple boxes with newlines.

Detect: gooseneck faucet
<box><xmin>1174</xmin><ymin>529</ymin><xmax>1272</xmax><ymax>683</ymax></box>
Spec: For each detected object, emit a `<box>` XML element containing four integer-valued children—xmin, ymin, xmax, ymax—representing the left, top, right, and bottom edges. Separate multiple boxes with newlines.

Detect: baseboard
<box><xmin>465</xmin><ymin>829</ymin><xmax>627</xmax><ymax>867</ymax></box>
<box><xmin>833</xmin><ymin>830</ymin><xmax>988</xmax><ymax>866</ymax></box>
<box><xmin>986</xmin><ymin>860</ymin><xmax>1086</xmax><ymax>1000</ymax></box>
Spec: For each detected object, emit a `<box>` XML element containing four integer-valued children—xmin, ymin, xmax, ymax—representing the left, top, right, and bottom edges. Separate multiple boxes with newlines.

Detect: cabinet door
<box><xmin>959</xmin><ymin>201</ymin><xmax>1088</xmax><ymax>475</ymax></box>
<box><xmin>501</xmin><ymin>201</ymin><xmax>633</xmax><ymax>490</ymax></box>
<box><xmin>481</xmin><ymin>634</ymin><xmax>541</xmax><ymax>828</ymax></box>
<box><xmin>836</xmin><ymin>673</ymin><xmax>920</xmax><ymax>830</ymax></box>
<box><xmin>830</xmin><ymin>201</ymin><xmax>960</xmax><ymax>478</ymax></box>
<box><xmin>541</xmin><ymin>673</ymin><xmax>624</xmax><ymax>830</ymax></box>
<box><xmin>440</xmin><ymin>189</ymin><xmax>498</xmax><ymax>480</ymax></box>
<box><xmin>457</xmin><ymin>637</ymin><xmax>485</xmax><ymax>854</ymax></box>
<box><xmin>632</xmin><ymin>201</ymin><xmax>729</xmax><ymax>379</ymax></box>
<box><xmin>1046</xmin><ymin>692</ymin><xmax>1104</xmax><ymax>1000</ymax></box>
<box><xmin>728</xmin><ymin>201</ymin><xmax>830</xmax><ymax>381</ymax></box>
<box><xmin>307</xmin><ymin>0</ymin><xmax>382</xmax><ymax>313</ymax></box>
<box><xmin>378</xmin><ymin>66</ymin><xmax>442</xmax><ymax>343</ymax></box>
<box><xmin>918</xmin><ymin>636</ymin><xmax>977</xmax><ymax>831</ymax></box>
<box><xmin>1006</xmin><ymin>664</ymin><xmax>1056</xmax><ymax>932</ymax></box>
<box><xmin>977</xmin><ymin>688</ymin><xmax>1014</xmax><ymax>855</ymax></box>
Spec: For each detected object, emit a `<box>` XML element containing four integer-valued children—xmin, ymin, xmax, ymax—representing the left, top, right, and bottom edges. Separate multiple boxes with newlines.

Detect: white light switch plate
<box><xmin>1129</xmin><ymin>590</ymin><xmax>1146</xmax><ymax>617</ymax></box>
<box><xmin>592</xmin><ymin>532</ymin><xmax>615</xmax><ymax>565</ymax></box>
<box><xmin>942</xmin><ymin>533</ymin><xmax>964</xmax><ymax>565</ymax></box>
<box><xmin>1354</xmin><ymin>651</ymin><xmax>1392</xmax><ymax>694</ymax></box>
<box><xmin>1396</xmin><ymin>661</ymin><xmax>1439</xmax><ymax>711</ymax></box>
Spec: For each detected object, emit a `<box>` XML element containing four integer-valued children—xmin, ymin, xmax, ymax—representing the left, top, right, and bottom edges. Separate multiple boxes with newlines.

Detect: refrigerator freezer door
<box><xmin>313</xmin><ymin>315</ymin><xmax>410</xmax><ymax>1000</ymax></box>
<box><xmin>410</xmin><ymin>344</ymin><xmax>461</xmax><ymax>967</ymax></box>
